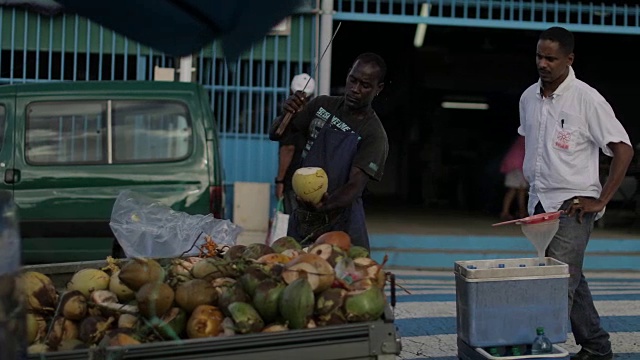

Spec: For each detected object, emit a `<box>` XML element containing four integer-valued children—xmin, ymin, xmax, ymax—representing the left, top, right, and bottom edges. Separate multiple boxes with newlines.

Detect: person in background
<box><xmin>275</xmin><ymin>73</ymin><xmax>316</xmax><ymax>214</ymax></box>
<box><xmin>499</xmin><ymin>135</ymin><xmax>528</xmax><ymax>220</ymax></box>
<box><xmin>269</xmin><ymin>52</ymin><xmax>389</xmax><ymax>250</ymax></box>
<box><xmin>519</xmin><ymin>26</ymin><xmax>633</xmax><ymax>360</ymax></box>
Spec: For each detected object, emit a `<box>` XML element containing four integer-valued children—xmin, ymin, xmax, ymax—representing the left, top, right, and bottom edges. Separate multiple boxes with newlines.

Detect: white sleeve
<box><xmin>585</xmin><ymin>95</ymin><xmax>631</xmax><ymax>156</ymax></box>
<box><xmin>517</xmin><ymin>95</ymin><xmax>526</xmax><ymax>136</ymax></box>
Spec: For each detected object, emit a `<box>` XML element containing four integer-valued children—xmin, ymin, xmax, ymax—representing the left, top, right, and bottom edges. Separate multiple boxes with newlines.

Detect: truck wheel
<box><xmin>111</xmin><ymin>239</ymin><xmax>126</xmax><ymax>259</ymax></box>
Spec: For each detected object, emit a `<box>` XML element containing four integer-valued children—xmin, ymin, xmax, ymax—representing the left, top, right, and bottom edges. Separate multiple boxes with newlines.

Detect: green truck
<box><xmin>0</xmin><ymin>81</ymin><xmax>225</xmax><ymax>264</ymax></box>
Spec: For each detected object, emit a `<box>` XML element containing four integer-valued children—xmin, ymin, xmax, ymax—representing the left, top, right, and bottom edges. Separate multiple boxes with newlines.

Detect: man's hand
<box><xmin>282</xmin><ymin>91</ymin><xmax>307</xmax><ymax>114</ymax></box>
<box><xmin>275</xmin><ymin>183</ymin><xmax>284</xmax><ymax>199</ymax></box>
<box><xmin>566</xmin><ymin>197</ymin><xmax>606</xmax><ymax>223</ymax></box>
<box><xmin>296</xmin><ymin>193</ymin><xmax>329</xmax><ymax>211</ymax></box>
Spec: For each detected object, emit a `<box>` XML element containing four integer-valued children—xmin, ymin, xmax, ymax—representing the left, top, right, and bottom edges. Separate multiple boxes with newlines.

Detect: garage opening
<box><xmin>330</xmin><ymin>21</ymin><xmax>640</xmax><ymax>221</ymax></box>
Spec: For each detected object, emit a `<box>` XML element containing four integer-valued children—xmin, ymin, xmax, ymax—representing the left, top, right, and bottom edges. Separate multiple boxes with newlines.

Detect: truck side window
<box><xmin>26</xmin><ymin>102</ymin><xmax>107</xmax><ymax>164</ymax></box>
<box><xmin>112</xmin><ymin>101</ymin><xmax>192</xmax><ymax>163</ymax></box>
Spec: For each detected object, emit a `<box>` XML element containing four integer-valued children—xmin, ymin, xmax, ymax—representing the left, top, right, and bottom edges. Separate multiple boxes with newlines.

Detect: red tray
<box><xmin>491</xmin><ymin>211</ymin><xmax>563</xmax><ymax>227</ymax></box>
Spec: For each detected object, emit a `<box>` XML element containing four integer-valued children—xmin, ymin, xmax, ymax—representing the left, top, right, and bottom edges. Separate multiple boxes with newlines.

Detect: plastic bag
<box><xmin>109</xmin><ymin>190</ymin><xmax>242</xmax><ymax>258</ymax></box>
<box><xmin>266</xmin><ymin>198</ymin><xmax>289</xmax><ymax>246</ymax></box>
<box><xmin>334</xmin><ymin>257</ymin><xmax>360</xmax><ymax>285</ymax></box>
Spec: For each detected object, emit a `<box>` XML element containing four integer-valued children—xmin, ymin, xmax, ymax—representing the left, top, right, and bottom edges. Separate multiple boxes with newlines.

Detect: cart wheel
<box><xmin>111</xmin><ymin>239</ymin><xmax>126</xmax><ymax>259</ymax></box>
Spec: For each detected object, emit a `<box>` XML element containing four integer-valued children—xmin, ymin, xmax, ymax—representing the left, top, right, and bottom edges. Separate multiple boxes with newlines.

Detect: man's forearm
<box><xmin>322</xmin><ymin>168</ymin><xmax>369</xmax><ymax>211</ymax></box>
<box><xmin>599</xmin><ymin>142</ymin><xmax>634</xmax><ymax>204</ymax></box>
<box><xmin>277</xmin><ymin>145</ymin><xmax>295</xmax><ymax>180</ymax></box>
<box><xmin>269</xmin><ymin>115</ymin><xmax>285</xmax><ymax>141</ymax></box>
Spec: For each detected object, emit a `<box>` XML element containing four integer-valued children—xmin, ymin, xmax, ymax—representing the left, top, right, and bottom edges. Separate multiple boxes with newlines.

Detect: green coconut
<box><xmin>191</xmin><ymin>258</ymin><xmax>239</xmax><ymax>281</ymax></box>
<box><xmin>242</xmin><ymin>243</ymin><xmax>275</xmax><ymax>260</ymax></box>
<box><xmin>156</xmin><ymin>307</ymin><xmax>188</xmax><ymax>339</ymax></box>
<box><xmin>316</xmin><ymin>308</ymin><xmax>348</xmax><ymax>327</ymax></box>
<box><xmin>215</xmin><ymin>279</ymin><xmax>250</xmax><ymax>316</ymax></box>
<box><xmin>223</xmin><ymin>245</ymin><xmax>247</xmax><ymax>261</ymax></box>
<box><xmin>279</xmin><ymin>278</ymin><xmax>314</xmax><ymax>330</ymax></box>
<box><xmin>239</xmin><ymin>265</ymin><xmax>270</xmax><ymax>298</ymax></box>
<box><xmin>252</xmin><ymin>279</ymin><xmax>286</xmax><ymax>324</ymax></box>
<box><xmin>348</xmin><ymin>246</ymin><xmax>370</xmax><ymax>259</ymax></box>
<box><xmin>343</xmin><ymin>286</ymin><xmax>386</xmax><ymax>323</ymax></box>
<box><xmin>271</xmin><ymin>236</ymin><xmax>302</xmax><ymax>253</ymax></box>
<box><xmin>315</xmin><ymin>288</ymin><xmax>347</xmax><ymax>316</ymax></box>
<box><xmin>227</xmin><ymin>302</ymin><xmax>265</xmax><ymax>334</ymax></box>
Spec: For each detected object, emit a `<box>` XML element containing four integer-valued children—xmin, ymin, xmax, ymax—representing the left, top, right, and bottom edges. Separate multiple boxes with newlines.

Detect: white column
<box><xmin>318</xmin><ymin>0</ymin><xmax>334</xmax><ymax>96</ymax></box>
<box><xmin>179</xmin><ymin>55</ymin><xmax>193</xmax><ymax>82</ymax></box>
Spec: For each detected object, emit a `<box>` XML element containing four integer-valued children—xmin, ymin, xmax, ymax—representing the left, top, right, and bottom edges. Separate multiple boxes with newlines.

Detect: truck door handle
<box><xmin>4</xmin><ymin>169</ymin><xmax>20</xmax><ymax>184</ymax></box>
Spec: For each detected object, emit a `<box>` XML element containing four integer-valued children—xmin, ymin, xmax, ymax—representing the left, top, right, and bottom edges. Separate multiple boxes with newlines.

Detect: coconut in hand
<box><xmin>0</xmin><ymin>194</ymin><xmax>27</xmax><ymax>359</ymax></box>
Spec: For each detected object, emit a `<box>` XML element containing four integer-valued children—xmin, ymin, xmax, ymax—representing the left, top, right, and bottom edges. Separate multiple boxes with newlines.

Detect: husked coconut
<box><xmin>59</xmin><ymin>290</ymin><xmax>88</xmax><ymax>320</ymax></box>
<box><xmin>22</xmin><ymin>271</ymin><xmax>58</xmax><ymax>313</ymax></box>
<box><xmin>118</xmin><ymin>258</ymin><xmax>165</xmax><ymax>291</ymax></box>
<box><xmin>175</xmin><ymin>279</ymin><xmax>217</xmax><ymax>313</ymax></box>
<box><xmin>282</xmin><ymin>254</ymin><xmax>335</xmax><ymax>293</ymax></box>
<box><xmin>315</xmin><ymin>231</ymin><xmax>352</xmax><ymax>252</ymax></box>
<box><xmin>136</xmin><ymin>282</ymin><xmax>174</xmax><ymax>319</ymax></box>
<box><xmin>109</xmin><ymin>270</ymin><xmax>135</xmax><ymax>302</ymax></box>
<box><xmin>26</xmin><ymin>313</ymin><xmax>47</xmax><ymax>345</ymax></box>
<box><xmin>292</xmin><ymin>167</ymin><xmax>328</xmax><ymax>204</ymax></box>
<box><xmin>45</xmin><ymin>316</ymin><xmax>79</xmax><ymax>349</ymax></box>
<box><xmin>186</xmin><ymin>305</ymin><xmax>224</xmax><ymax>338</ymax></box>
<box><xmin>67</xmin><ymin>268</ymin><xmax>110</xmax><ymax>298</ymax></box>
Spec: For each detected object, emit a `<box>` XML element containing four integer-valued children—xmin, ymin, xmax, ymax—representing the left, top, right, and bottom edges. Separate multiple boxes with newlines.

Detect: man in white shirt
<box><xmin>519</xmin><ymin>27</ymin><xmax>634</xmax><ymax>360</ymax></box>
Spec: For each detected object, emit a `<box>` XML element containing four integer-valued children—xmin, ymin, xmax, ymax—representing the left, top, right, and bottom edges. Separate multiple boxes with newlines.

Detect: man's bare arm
<box><xmin>320</xmin><ymin>167</ymin><xmax>369</xmax><ymax>211</ymax></box>
<box><xmin>567</xmin><ymin>141</ymin><xmax>634</xmax><ymax>221</ymax></box>
<box><xmin>599</xmin><ymin>142</ymin><xmax>634</xmax><ymax>204</ymax></box>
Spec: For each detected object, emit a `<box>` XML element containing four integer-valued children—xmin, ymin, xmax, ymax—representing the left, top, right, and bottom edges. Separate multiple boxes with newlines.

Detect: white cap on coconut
<box><xmin>291</xmin><ymin>73</ymin><xmax>315</xmax><ymax>97</ymax></box>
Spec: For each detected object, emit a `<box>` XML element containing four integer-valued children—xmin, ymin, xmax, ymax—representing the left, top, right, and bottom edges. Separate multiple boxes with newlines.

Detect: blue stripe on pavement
<box><xmin>371</xmin><ymin>251</ymin><xmax>640</xmax><ymax>271</ymax></box>
<box><xmin>394</xmin><ymin>315</ymin><xmax>640</xmax><ymax>337</ymax></box>
<box><xmin>402</xmin><ymin>355</ymin><xmax>640</xmax><ymax>360</ymax></box>
<box><xmin>370</xmin><ymin>234</ymin><xmax>640</xmax><ymax>253</ymax></box>
<box><xmin>392</xmin><ymin>274</ymin><xmax>640</xmax><ymax>285</ymax></box>
<box><xmin>390</xmin><ymin>293</ymin><xmax>640</xmax><ymax>303</ymax></box>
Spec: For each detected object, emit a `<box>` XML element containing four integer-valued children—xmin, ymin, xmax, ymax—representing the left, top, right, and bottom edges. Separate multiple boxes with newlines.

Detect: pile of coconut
<box><xmin>24</xmin><ymin>231</ymin><xmax>389</xmax><ymax>354</ymax></box>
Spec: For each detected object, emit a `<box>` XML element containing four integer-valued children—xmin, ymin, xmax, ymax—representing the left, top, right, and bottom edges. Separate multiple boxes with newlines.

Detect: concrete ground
<box><xmin>388</xmin><ymin>268</ymin><xmax>640</xmax><ymax>360</ymax></box>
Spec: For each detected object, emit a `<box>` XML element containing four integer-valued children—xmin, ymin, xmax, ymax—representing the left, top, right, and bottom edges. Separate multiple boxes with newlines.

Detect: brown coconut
<box><xmin>136</xmin><ymin>282</ymin><xmax>175</xmax><ymax>319</ymax></box>
<box><xmin>118</xmin><ymin>258</ymin><xmax>165</xmax><ymax>291</ymax></box>
<box><xmin>282</xmin><ymin>254</ymin><xmax>335</xmax><ymax>293</ymax></box>
<box><xmin>315</xmin><ymin>231</ymin><xmax>351</xmax><ymax>252</ymax></box>
<box><xmin>186</xmin><ymin>305</ymin><xmax>224</xmax><ymax>339</ymax></box>
<box><xmin>175</xmin><ymin>279</ymin><xmax>217</xmax><ymax>313</ymax></box>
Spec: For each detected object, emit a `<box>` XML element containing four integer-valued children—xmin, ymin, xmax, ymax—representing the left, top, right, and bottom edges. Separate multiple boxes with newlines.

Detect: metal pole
<box><xmin>318</xmin><ymin>0</ymin><xmax>334</xmax><ymax>95</ymax></box>
<box><xmin>179</xmin><ymin>55</ymin><xmax>193</xmax><ymax>82</ymax></box>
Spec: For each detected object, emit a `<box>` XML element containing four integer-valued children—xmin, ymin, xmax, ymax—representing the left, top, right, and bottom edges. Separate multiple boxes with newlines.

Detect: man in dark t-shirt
<box><xmin>294</xmin><ymin>96</ymin><xmax>388</xmax><ymax>182</ymax></box>
<box><xmin>276</xmin><ymin>73</ymin><xmax>316</xmax><ymax>215</ymax></box>
<box><xmin>269</xmin><ymin>52</ymin><xmax>389</xmax><ymax>250</ymax></box>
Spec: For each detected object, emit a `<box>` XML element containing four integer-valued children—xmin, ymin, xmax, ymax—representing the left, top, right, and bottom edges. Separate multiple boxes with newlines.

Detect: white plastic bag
<box><xmin>266</xmin><ymin>198</ymin><xmax>289</xmax><ymax>246</ymax></box>
<box><xmin>109</xmin><ymin>190</ymin><xmax>242</xmax><ymax>258</ymax></box>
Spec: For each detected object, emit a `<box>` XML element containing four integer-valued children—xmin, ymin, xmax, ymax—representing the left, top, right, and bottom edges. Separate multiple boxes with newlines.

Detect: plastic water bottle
<box><xmin>531</xmin><ymin>327</ymin><xmax>553</xmax><ymax>354</ymax></box>
<box><xmin>0</xmin><ymin>193</ymin><xmax>27</xmax><ymax>359</ymax></box>
<box><xmin>488</xmin><ymin>347</ymin><xmax>501</xmax><ymax>357</ymax></box>
<box><xmin>509</xmin><ymin>345</ymin><xmax>523</xmax><ymax>356</ymax></box>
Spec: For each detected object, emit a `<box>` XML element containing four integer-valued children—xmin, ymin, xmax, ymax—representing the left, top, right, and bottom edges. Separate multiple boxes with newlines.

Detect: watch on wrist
<box><xmin>275</xmin><ymin>178</ymin><xmax>284</xmax><ymax>184</ymax></box>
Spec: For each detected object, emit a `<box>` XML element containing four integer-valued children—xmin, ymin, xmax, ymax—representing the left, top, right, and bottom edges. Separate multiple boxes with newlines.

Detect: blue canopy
<box><xmin>0</xmin><ymin>0</ymin><xmax>305</xmax><ymax>58</ymax></box>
